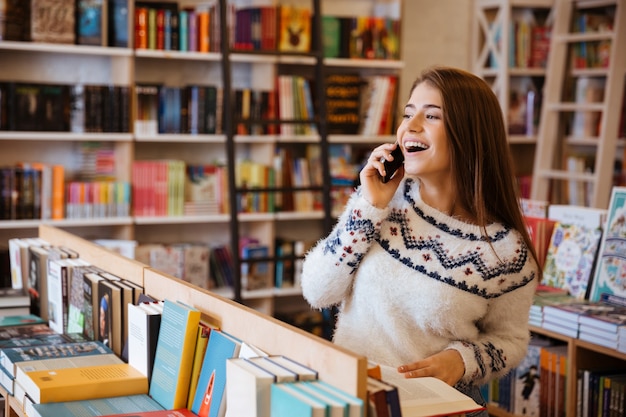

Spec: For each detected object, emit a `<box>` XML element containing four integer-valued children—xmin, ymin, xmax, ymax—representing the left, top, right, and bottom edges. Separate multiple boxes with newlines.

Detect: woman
<box><xmin>301</xmin><ymin>66</ymin><xmax>540</xmax><ymax>413</ymax></box>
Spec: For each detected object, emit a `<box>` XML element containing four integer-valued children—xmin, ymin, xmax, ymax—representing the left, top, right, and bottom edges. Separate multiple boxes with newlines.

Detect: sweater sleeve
<box><xmin>301</xmin><ymin>190</ymin><xmax>390</xmax><ymax>309</ymax></box>
<box><xmin>448</xmin><ymin>272</ymin><xmax>538</xmax><ymax>387</ymax></box>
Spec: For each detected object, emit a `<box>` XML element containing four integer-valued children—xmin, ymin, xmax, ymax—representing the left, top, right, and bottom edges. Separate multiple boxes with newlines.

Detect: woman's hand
<box><xmin>359</xmin><ymin>142</ymin><xmax>404</xmax><ymax>209</ymax></box>
<box><xmin>397</xmin><ymin>349</ymin><xmax>465</xmax><ymax>386</ymax></box>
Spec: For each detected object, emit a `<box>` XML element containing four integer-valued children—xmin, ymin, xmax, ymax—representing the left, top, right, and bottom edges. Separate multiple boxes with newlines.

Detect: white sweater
<box><xmin>301</xmin><ymin>178</ymin><xmax>538</xmax><ymax>387</ymax></box>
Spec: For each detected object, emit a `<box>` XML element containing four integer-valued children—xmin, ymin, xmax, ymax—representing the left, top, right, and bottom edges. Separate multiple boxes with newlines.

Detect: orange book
<box><xmin>51</xmin><ymin>165</ymin><xmax>65</xmax><ymax>220</ymax></box>
<box><xmin>197</xmin><ymin>9</ymin><xmax>210</xmax><ymax>52</ymax></box>
<box><xmin>134</xmin><ymin>7</ymin><xmax>148</xmax><ymax>49</ymax></box>
<box><xmin>18</xmin><ymin>363</ymin><xmax>148</xmax><ymax>403</ymax></box>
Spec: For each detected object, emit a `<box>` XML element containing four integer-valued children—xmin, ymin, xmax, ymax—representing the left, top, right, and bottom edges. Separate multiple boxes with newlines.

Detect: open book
<box><xmin>379</xmin><ymin>365</ymin><xmax>485</xmax><ymax>417</ymax></box>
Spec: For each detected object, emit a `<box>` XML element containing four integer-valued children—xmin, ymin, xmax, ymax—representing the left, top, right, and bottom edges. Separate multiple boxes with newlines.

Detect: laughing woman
<box><xmin>300</xmin><ymin>66</ymin><xmax>540</xmax><ymax>416</ymax></box>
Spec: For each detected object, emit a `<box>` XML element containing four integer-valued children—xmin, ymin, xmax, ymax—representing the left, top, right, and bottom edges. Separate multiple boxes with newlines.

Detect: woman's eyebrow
<box><xmin>404</xmin><ymin>103</ymin><xmax>441</xmax><ymax>110</ymax></box>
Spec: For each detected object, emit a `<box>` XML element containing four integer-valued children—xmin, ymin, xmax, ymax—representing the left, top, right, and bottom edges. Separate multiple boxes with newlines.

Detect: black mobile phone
<box><xmin>382</xmin><ymin>145</ymin><xmax>404</xmax><ymax>183</ymax></box>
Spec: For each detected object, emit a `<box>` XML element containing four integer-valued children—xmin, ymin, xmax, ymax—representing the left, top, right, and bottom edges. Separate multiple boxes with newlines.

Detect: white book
<box><xmin>224</xmin><ymin>357</ymin><xmax>275</xmax><ymax>417</ymax></box>
<box><xmin>547</xmin><ymin>204</ymin><xmax>607</xmax><ymax>229</ymax></box>
<box><xmin>247</xmin><ymin>356</ymin><xmax>297</xmax><ymax>383</ymax></box>
<box><xmin>264</xmin><ymin>355</ymin><xmax>318</xmax><ymax>381</ymax></box>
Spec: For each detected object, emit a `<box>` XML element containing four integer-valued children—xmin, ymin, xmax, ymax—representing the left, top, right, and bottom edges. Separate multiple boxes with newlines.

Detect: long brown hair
<box><xmin>411</xmin><ymin>66</ymin><xmax>540</xmax><ymax>270</ymax></box>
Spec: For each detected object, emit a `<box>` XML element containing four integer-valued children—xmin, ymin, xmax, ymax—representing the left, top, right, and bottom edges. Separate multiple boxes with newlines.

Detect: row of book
<box><xmin>0</xmin><ymin>82</ymin><xmax>131</xmax><ymax>133</ymax></box>
<box><xmin>1</xmin><ymin>0</ymin><xmax>128</xmax><ymax>47</ymax></box>
<box><xmin>135</xmin><ymin>1</ymin><xmax>221</xmax><ymax>53</ymax></box>
<box><xmin>325</xmin><ymin>73</ymin><xmax>399</xmax><ymax>136</ymax></box>
<box><xmin>0</xmin><ymin>163</ymin><xmax>130</xmax><ymax>221</ymax></box>
<box><xmin>488</xmin><ymin>334</ymin><xmax>626</xmax><ymax>417</ymax></box>
<box><xmin>488</xmin><ymin>9</ymin><xmax>550</xmax><ymax>69</ymax></box>
<box><xmin>322</xmin><ymin>15</ymin><xmax>401</xmax><ymax>60</ymax></box>
<box><xmin>135</xmin><ymin>84</ymin><xmax>223</xmax><ymax>136</ymax></box>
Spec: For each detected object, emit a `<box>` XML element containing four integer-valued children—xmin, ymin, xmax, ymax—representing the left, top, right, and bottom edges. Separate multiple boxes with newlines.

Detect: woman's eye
<box><xmin>426</xmin><ymin>113</ymin><xmax>440</xmax><ymax>120</ymax></box>
<box><xmin>402</xmin><ymin>113</ymin><xmax>414</xmax><ymax>119</ymax></box>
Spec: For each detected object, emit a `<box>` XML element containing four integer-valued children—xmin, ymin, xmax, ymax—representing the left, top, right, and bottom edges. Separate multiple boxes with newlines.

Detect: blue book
<box><xmin>303</xmin><ymin>380</ymin><xmax>364</xmax><ymax>417</ymax></box>
<box><xmin>24</xmin><ymin>394</ymin><xmax>164</xmax><ymax>417</ymax></box>
<box><xmin>0</xmin><ymin>339</ymin><xmax>111</xmax><ymax>377</ymax></box>
<box><xmin>271</xmin><ymin>383</ymin><xmax>328</xmax><ymax>417</ymax></box>
<box><xmin>148</xmin><ymin>300</ymin><xmax>201</xmax><ymax>410</ymax></box>
<box><xmin>190</xmin><ymin>330</ymin><xmax>242</xmax><ymax>417</ymax></box>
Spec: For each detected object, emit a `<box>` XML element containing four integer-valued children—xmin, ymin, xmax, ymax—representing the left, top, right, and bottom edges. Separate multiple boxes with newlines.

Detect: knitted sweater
<box><xmin>301</xmin><ymin>178</ymin><xmax>538</xmax><ymax>388</ymax></box>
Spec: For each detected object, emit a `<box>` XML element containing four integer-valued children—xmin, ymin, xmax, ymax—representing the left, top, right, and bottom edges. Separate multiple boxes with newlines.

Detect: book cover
<box><xmin>20</xmin><ymin>363</ymin><xmax>148</xmax><ymax>403</ymax></box>
<box><xmin>24</xmin><ymin>394</ymin><xmax>164</xmax><ymax>417</ymax></box>
<box><xmin>513</xmin><ymin>338</ymin><xmax>553</xmax><ymax>416</ymax></box>
<box><xmin>77</xmin><ymin>0</ymin><xmax>105</xmax><ymax>45</ymax></box>
<box><xmin>46</xmin><ymin>258</ymin><xmax>72</xmax><ymax>334</ymax></box>
<box><xmin>127</xmin><ymin>301</ymin><xmax>162</xmax><ymax>381</ymax></box>
<box><xmin>149</xmin><ymin>300</ymin><xmax>201</xmax><ymax>410</ymax></box>
<box><xmin>247</xmin><ymin>356</ymin><xmax>297</xmax><ymax>383</ymax></box>
<box><xmin>28</xmin><ymin>246</ymin><xmax>51</xmax><ymax>321</ymax></box>
<box><xmin>1</xmin><ymin>339</ymin><xmax>113</xmax><ymax>378</ymax></box>
<box><xmin>97</xmin><ymin>278</ymin><xmax>121</xmax><ymax>355</ymax></box>
<box><xmin>190</xmin><ymin>329</ymin><xmax>242</xmax><ymax>417</ymax></box>
<box><xmin>541</xmin><ymin>221</ymin><xmax>602</xmax><ymax>299</ymax></box>
<box><xmin>29</xmin><ymin>0</ymin><xmax>75</xmax><ymax>44</ymax></box>
<box><xmin>277</xmin><ymin>5</ymin><xmax>311</xmax><ymax>53</ymax></box>
<box><xmin>590</xmin><ymin>187</ymin><xmax>626</xmax><ymax>302</ymax></box>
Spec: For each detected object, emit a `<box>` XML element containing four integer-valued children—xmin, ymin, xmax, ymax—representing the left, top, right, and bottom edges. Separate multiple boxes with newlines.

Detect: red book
<box><xmin>156</xmin><ymin>9</ymin><xmax>166</xmax><ymax>50</ymax></box>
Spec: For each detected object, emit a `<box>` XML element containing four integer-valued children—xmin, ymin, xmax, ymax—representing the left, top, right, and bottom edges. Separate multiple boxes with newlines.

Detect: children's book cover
<box><xmin>541</xmin><ymin>222</ymin><xmax>602</xmax><ymax>299</ymax></box>
<box><xmin>589</xmin><ymin>187</ymin><xmax>626</xmax><ymax>302</ymax></box>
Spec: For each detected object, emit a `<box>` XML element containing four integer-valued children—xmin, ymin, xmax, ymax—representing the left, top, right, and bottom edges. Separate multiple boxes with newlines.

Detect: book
<box><xmin>270</xmin><ymin>382</ymin><xmax>327</xmax><ymax>417</ymax></box>
<box><xmin>589</xmin><ymin>187</ymin><xmax>626</xmax><ymax>302</ymax></box>
<box><xmin>264</xmin><ymin>355</ymin><xmax>318</xmax><ymax>381</ymax></box>
<box><xmin>66</xmin><ymin>259</ymin><xmax>96</xmax><ymax>334</ymax></box>
<box><xmin>540</xmin><ymin>221</ymin><xmax>602</xmax><ymax>299</ymax></box>
<box><xmin>190</xmin><ymin>329</ymin><xmax>242</xmax><ymax>417</ymax></box>
<box><xmin>1</xmin><ymin>339</ymin><xmax>112</xmax><ymax>378</ymax></box>
<box><xmin>77</xmin><ymin>0</ymin><xmax>106</xmax><ymax>46</ymax></box>
<box><xmin>277</xmin><ymin>5</ymin><xmax>311</xmax><ymax>52</ymax></box>
<box><xmin>304</xmin><ymin>380</ymin><xmax>364</xmax><ymax>417</ymax></box>
<box><xmin>246</xmin><ymin>356</ymin><xmax>298</xmax><ymax>382</ymax></box>
<box><xmin>24</xmin><ymin>394</ymin><xmax>165</xmax><ymax>417</ymax></box>
<box><xmin>149</xmin><ymin>300</ymin><xmax>201</xmax><ymax>410</ymax></box>
<box><xmin>100</xmin><ymin>410</ymin><xmax>199</xmax><ymax>417</ymax></box>
<box><xmin>0</xmin><ymin>314</ymin><xmax>45</xmax><ymax>328</ymax></box>
<box><xmin>378</xmin><ymin>366</ymin><xmax>485</xmax><ymax>417</ymax></box>
<box><xmin>187</xmin><ymin>321</ymin><xmax>213</xmax><ymax>410</ymax></box>
<box><xmin>513</xmin><ymin>337</ymin><xmax>554</xmax><ymax>416</ymax></box>
<box><xmin>367</xmin><ymin>376</ymin><xmax>400</xmax><ymax>417</ymax></box>
<box><xmin>127</xmin><ymin>301</ymin><xmax>163</xmax><ymax>381</ymax></box>
<box><xmin>290</xmin><ymin>381</ymin><xmax>349</xmax><ymax>417</ymax></box>
<box><xmin>224</xmin><ymin>357</ymin><xmax>276</xmax><ymax>417</ymax></box>
<box><xmin>28</xmin><ymin>0</ymin><xmax>75</xmax><ymax>44</ymax></box>
<box><xmin>98</xmin><ymin>278</ymin><xmax>122</xmax><ymax>355</ymax></box>
<box><xmin>19</xmin><ymin>363</ymin><xmax>148</xmax><ymax>403</ymax></box>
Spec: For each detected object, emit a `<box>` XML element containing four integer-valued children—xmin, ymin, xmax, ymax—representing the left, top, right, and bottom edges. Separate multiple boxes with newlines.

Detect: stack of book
<box><xmin>0</xmin><ymin>288</ymin><xmax>30</xmax><ymax>318</ymax></box>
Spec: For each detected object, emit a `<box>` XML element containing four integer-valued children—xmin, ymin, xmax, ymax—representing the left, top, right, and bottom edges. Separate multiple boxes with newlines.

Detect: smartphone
<box><xmin>382</xmin><ymin>145</ymin><xmax>404</xmax><ymax>183</ymax></box>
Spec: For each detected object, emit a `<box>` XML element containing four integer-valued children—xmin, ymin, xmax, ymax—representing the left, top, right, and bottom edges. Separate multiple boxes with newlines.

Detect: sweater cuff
<box><xmin>447</xmin><ymin>341</ymin><xmax>482</xmax><ymax>385</ymax></box>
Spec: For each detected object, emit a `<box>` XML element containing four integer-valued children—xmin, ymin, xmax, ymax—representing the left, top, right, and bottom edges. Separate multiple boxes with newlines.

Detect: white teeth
<box><xmin>404</xmin><ymin>140</ymin><xmax>429</xmax><ymax>150</ymax></box>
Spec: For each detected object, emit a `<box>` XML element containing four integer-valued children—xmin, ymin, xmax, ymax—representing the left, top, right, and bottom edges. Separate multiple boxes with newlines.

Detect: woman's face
<box><xmin>396</xmin><ymin>82</ymin><xmax>452</xmax><ymax>184</ymax></box>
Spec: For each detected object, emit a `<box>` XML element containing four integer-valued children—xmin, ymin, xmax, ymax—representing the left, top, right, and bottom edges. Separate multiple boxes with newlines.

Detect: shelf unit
<box><xmin>531</xmin><ymin>0</ymin><xmax>626</xmax><ymax>208</ymax></box>
<box><xmin>0</xmin><ymin>0</ymin><xmax>404</xmax><ymax>321</ymax></box>
<box><xmin>472</xmin><ymin>0</ymin><xmax>554</xmax><ymax>197</ymax></box>
<box><xmin>488</xmin><ymin>325</ymin><xmax>626</xmax><ymax>417</ymax></box>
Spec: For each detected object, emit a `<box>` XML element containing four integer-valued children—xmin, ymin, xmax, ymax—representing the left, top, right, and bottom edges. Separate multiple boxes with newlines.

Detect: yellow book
<box><xmin>19</xmin><ymin>363</ymin><xmax>148</xmax><ymax>403</ymax></box>
<box><xmin>186</xmin><ymin>322</ymin><xmax>213</xmax><ymax>410</ymax></box>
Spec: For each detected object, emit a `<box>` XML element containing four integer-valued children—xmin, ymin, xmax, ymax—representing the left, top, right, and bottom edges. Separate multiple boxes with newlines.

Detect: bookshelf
<box><xmin>0</xmin><ymin>0</ymin><xmax>404</xmax><ymax>323</ymax></box>
<box><xmin>472</xmin><ymin>0</ymin><xmax>554</xmax><ymax>198</ymax></box>
<box><xmin>0</xmin><ymin>224</ymin><xmax>367</xmax><ymax>417</ymax></box>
